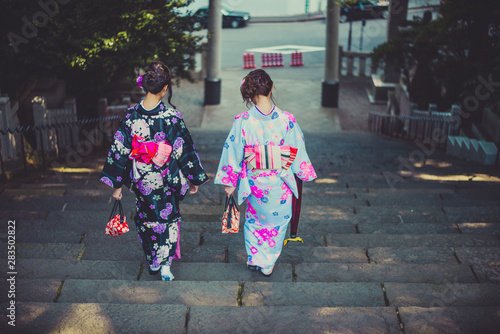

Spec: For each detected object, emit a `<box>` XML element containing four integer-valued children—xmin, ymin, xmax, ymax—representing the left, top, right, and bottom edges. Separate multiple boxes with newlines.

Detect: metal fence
<box><xmin>0</xmin><ymin>116</ymin><xmax>121</xmax><ymax>179</ymax></box>
<box><xmin>368</xmin><ymin>112</ymin><xmax>458</xmax><ymax>149</ymax></box>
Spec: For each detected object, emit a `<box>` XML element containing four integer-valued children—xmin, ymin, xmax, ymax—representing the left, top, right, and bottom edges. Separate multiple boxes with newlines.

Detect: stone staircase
<box><xmin>446</xmin><ymin>135</ymin><xmax>499</xmax><ymax>166</ymax></box>
<box><xmin>1</xmin><ymin>131</ymin><xmax>500</xmax><ymax>333</ymax></box>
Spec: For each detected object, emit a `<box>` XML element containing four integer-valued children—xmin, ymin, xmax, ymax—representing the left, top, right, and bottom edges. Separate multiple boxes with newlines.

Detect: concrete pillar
<box><xmin>204</xmin><ymin>0</ymin><xmax>222</xmax><ymax>105</ymax></box>
<box><xmin>321</xmin><ymin>0</ymin><xmax>340</xmax><ymax>108</ymax></box>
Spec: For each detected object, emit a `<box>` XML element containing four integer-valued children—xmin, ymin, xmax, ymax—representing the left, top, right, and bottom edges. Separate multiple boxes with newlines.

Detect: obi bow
<box><xmin>244</xmin><ymin>144</ymin><xmax>298</xmax><ymax>171</ymax></box>
<box><xmin>130</xmin><ymin>135</ymin><xmax>172</xmax><ymax>179</ymax></box>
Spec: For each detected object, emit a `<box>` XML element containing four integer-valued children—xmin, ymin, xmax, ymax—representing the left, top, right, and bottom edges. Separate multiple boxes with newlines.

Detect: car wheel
<box><xmin>231</xmin><ymin>20</ymin><xmax>240</xmax><ymax>28</ymax></box>
<box><xmin>340</xmin><ymin>14</ymin><xmax>348</xmax><ymax>23</ymax></box>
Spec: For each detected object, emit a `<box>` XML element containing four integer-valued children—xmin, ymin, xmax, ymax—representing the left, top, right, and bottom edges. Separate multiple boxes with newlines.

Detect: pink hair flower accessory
<box><xmin>241</xmin><ymin>78</ymin><xmax>245</xmax><ymax>86</ymax></box>
<box><xmin>136</xmin><ymin>75</ymin><xmax>144</xmax><ymax>88</ymax></box>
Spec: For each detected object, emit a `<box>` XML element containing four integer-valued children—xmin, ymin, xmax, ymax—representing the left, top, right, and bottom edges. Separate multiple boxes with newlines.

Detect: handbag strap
<box><xmin>225</xmin><ymin>194</ymin><xmax>238</xmax><ymax>209</ymax></box>
<box><xmin>229</xmin><ymin>194</ymin><xmax>238</xmax><ymax>208</ymax></box>
<box><xmin>117</xmin><ymin>200</ymin><xmax>124</xmax><ymax>223</ymax></box>
<box><xmin>108</xmin><ymin>199</ymin><xmax>124</xmax><ymax>222</ymax></box>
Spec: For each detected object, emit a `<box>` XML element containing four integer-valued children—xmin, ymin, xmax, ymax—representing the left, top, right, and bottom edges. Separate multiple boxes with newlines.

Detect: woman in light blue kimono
<box><xmin>214</xmin><ymin>69</ymin><xmax>316</xmax><ymax>276</ymax></box>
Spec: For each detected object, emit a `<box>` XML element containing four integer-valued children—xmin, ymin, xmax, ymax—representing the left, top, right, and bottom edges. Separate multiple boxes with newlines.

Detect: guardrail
<box><xmin>368</xmin><ymin>112</ymin><xmax>458</xmax><ymax>149</ymax></box>
<box><xmin>0</xmin><ymin>116</ymin><xmax>121</xmax><ymax>180</ymax></box>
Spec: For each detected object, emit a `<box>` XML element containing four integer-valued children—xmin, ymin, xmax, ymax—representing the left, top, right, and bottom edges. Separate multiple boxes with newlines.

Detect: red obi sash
<box><xmin>130</xmin><ymin>135</ymin><xmax>172</xmax><ymax>167</ymax></box>
<box><xmin>244</xmin><ymin>144</ymin><xmax>297</xmax><ymax>171</ymax></box>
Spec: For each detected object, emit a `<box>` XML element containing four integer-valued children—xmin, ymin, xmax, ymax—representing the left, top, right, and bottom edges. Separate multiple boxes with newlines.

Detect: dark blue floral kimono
<box><xmin>100</xmin><ymin>101</ymin><xmax>208</xmax><ymax>269</ymax></box>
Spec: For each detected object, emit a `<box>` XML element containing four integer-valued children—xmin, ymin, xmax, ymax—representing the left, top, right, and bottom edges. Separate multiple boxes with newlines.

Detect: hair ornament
<box><xmin>241</xmin><ymin>78</ymin><xmax>246</xmax><ymax>86</ymax></box>
<box><xmin>136</xmin><ymin>75</ymin><xmax>144</xmax><ymax>88</ymax></box>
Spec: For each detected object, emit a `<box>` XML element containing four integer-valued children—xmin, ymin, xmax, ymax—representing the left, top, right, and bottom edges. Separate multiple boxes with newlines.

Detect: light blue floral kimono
<box><xmin>215</xmin><ymin>106</ymin><xmax>316</xmax><ymax>271</ymax></box>
<box><xmin>100</xmin><ymin>101</ymin><xmax>208</xmax><ymax>270</ymax></box>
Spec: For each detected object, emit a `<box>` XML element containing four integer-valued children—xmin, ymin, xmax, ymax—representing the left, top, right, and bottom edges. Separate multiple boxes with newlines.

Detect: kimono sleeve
<box><xmin>214</xmin><ymin>118</ymin><xmax>245</xmax><ymax>188</ymax></box>
<box><xmin>284</xmin><ymin>114</ymin><xmax>317</xmax><ymax>182</ymax></box>
<box><xmin>168</xmin><ymin>115</ymin><xmax>209</xmax><ymax>187</ymax></box>
<box><xmin>100</xmin><ymin>117</ymin><xmax>133</xmax><ymax>189</ymax></box>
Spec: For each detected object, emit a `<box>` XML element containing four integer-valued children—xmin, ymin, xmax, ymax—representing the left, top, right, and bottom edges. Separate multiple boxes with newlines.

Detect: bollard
<box><xmin>290</xmin><ymin>51</ymin><xmax>304</xmax><ymax>67</ymax></box>
<box><xmin>243</xmin><ymin>53</ymin><xmax>256</xmax><ymax>69</ymax></box>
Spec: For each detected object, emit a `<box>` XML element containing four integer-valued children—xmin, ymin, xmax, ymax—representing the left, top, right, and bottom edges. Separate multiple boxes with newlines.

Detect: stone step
<box><xmin>4</xmin><ymin>201</ymin><xmax>498</xmax><ymax>235</ymax></box>
<box><xmin>2</xmin><ymin>302</ymin><xmax>499</xmax><ymax>334</ymax></box>
<box><xmin>324</xmin><ymin>234</ymin><xmax>500</xmax><ymax>248</ymax></box>
<box><xmin>10</xmin><ymin>279</ymin><xmax>239</xmax><ymax>306</ymax></box>
<box><xmin>294</xmin><ymin>263</ymin><xmax>480</xmax><ymax>284</ymax></box>
<box><xmin>8</xmin><ymin>221</ymin><xmax>500</xmax><ymax>250</ymax></box>
<box><xmin>357</xmin><ymin>222</ymin><xmax>461</xmax><ymax>234</ymax></box>
<box><xmin>0</xmin><ymin>302</ymin><xmax>188</xmax><ymax>334</ymax></box>
<box><xmin>384</xmin><ymin>283</ymin><xmax>500</xmax><ymax>307</ymax></box>
<box><xmin>186</xmin><ymin>305</ymin><xmax>499</xmax><ymax>334</ymax></box>
<box><xmin>398</xmin><ymin>306</ymin><xmax>500</xmax><ymax>334</ymax></box>
<box><xmin>8</xmin><ymin>259</ymin><xmax>492</xmax><ymax>284</ymax></box>
<box><xmin>12</xmin><ymin>240</ymin><xmax>482</xmax><ymax>266</ymax></box>
<box><xmin>14</xmin><ymin>243</ymin><xmax>85</xmax><ymax>260</ymax></box>
<box><xmin>8</xmin><ymin>278</ymin><xmax>500</xmax><ymax>309</ymax></box>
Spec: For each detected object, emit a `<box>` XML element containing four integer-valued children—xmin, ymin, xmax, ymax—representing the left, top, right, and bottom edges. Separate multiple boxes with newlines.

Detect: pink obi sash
<box><xmin>244</xmin><ymin>144</ymin><xmax>297</xmax><ymax>171</ymax></box>
<box><xmin>130</xmin><ymin>135</ymin><xmax>172</xmax><ymax>179</ymax></box>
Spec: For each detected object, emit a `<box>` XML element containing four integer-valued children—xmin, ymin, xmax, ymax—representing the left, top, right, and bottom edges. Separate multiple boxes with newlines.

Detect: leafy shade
<box><xmin>371</xmin><ymin>0</ymin><xmax>500</xmax><ymax>112</ymax></box>
<box><xmin>0</xmin><ymin>0</ymin><xmax>200</xmax><ymax>117</ymax></box>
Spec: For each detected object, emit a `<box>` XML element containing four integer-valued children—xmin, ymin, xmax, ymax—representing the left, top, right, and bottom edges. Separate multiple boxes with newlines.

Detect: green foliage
<box><xmin>0</xmin><ymin>0</ymin><xmax>200</xmax><ymax>115</ymax></box>
<box><xmin>370</xmin><ymin>0</ymin><xmax>500</xmax><ymax>111</ymax></box>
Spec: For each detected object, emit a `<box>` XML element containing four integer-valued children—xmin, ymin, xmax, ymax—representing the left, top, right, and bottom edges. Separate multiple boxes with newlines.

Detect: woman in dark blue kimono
<box><xmin>100</xmin><ymin>61</ymin><xmax>208</xmax><ymax>281</ymax></box>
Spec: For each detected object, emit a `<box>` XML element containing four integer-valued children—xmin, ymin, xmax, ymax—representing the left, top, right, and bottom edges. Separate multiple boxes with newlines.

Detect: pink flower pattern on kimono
<box><xmin>253</xmin><ymin>228</ymin><xmax>279</xmax><ymax>247</ymax></box>
<box><xmin>280</xmin><ymin>183</ymin><xmax>293</xmax><ymax>201</ymax></box>
<box><xmin>247</xmin><ymin>201</ymin><xmax>257</xmax><ymax>217</ymax></box>
<box><xmin>221</xmin><ymin>165</ymin><xmax>239</xmax><ymax>187</ymax></box>
<box><xmin>283</xmin><ymin>111</ymin><xmax>296</xmax><ymax>123</ymax></box>
<box><xmin>298</xmin><ymin>161</ymin><xmax>317</xmax><ymax>181</ymax></box>
<box><xmin>250</xmin><ymin>185</ymin><xmax>264</xmax><ymax>198</ymax></box>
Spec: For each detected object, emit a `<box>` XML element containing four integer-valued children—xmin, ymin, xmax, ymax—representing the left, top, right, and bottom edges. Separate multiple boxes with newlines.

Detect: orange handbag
<box><xmin>105</xmin><ymin>200</ymin><xmax>129</xmax><ymax>237</ymax></box>
<box><xmin>222</xmin><ymin>195</ymin><xmax>240</xmax><ymax>233</ymax></box>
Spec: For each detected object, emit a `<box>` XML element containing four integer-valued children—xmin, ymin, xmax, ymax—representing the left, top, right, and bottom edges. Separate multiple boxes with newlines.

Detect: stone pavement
<box><xmin>1</xmin><ymin>67</ymin><xmax>500</xmax><ymax>334</ymax></box>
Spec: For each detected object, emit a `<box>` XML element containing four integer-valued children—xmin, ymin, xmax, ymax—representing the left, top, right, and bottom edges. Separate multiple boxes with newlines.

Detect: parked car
<box><xmin>339</xmin><ymin>1</ymin><xmax>389</xmax><ymax>23</ymax></box>
<box><xmin>194</xmin><ymin>6</ymin><xmax>250</xmax><ymax>29</ymax></box>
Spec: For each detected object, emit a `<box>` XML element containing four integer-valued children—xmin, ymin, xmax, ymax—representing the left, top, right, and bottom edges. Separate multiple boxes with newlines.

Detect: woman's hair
<box><xmin>142</xmin><ymin>61</ymin><xmax>176</xmax><ymax>109</ymax></box>
<box><xmin>240</xmin><ymin>69</ymin><xmax>275</xmax><ymax>107</ymax></box>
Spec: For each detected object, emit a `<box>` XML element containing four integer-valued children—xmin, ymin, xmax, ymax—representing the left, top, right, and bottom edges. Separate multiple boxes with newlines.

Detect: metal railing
<box><xmin>368</xmin><ymin>112</ymin><xmax>458</xmax><ymax>149</ymax></box>
<box><xmin>0</xmin><ymin>116</ymin><xmax>121</xmax><ymax>179</ymax></box>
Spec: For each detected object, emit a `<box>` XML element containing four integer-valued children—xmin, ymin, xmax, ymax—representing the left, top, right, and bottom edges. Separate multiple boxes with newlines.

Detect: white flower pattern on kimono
<box><xmin>130</xmin><ymin>119</ymin><xmax>150</xmax><ymax>138</ymax></box>
<box><xmin>142</xmin><ymin>172</ymin><xmax>163</xmax><ymax>190</ymax></box>
<box><xmin>172</xmin><ymin>137</ymin><xmax>184</xmax><ymax>159</ymax></box>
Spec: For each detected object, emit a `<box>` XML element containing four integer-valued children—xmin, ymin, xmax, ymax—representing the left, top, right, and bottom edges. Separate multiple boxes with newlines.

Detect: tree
<box><xmin>371</xmin><ymin>0</ymin><xmax>500</xmax><ymax>116</ymax></box>
<box><xmin>0</xmin><ymin>0</ymin><xmax>200</xmax><ymax>117</ymax></box>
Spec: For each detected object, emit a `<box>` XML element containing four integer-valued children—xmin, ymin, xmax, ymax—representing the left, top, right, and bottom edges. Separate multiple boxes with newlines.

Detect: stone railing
<box><xmin>32</xmin><ymin>97</ymin><xmax>79</xmax><ymax>154</ymax></box>
<box><xmin>339</xmin><ymin>46</ymin><xmax>377</xmax><ymax>78</ymax></box>
<box><xmin>368</xmin><ymin>112</ymin><xmax>458</xmax><ymax>150</ymax></box>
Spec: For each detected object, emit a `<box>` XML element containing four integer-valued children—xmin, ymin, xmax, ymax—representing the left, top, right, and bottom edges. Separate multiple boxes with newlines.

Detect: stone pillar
<box><xmin>0</xmin><ymin>97</ymin><xmax>21</xmax><ymax>159</ymax></box>
<box><xmin>321</xmin><ymin>0</ymin><xmax>340</xmax><ymax>108</ymax></box>
<box><xmin>383</xmin><ymin>0</ymin><xmax>409</xmax><ymax>83</ymax></box>
<box><xmin>32</xmin><ymin>96</ymin><xmax>50</xmax><ymax>151</ymax></box>
<box><xmin>97</xmin><ymin>98</ymin><xmax>107</xmax><ymax>118</ymax></box>
<box><xmin>64</xmin><ymin>98</ymin><xmax>77</xmax><ymax>119</ymax></box>
<box><xmin>204</xmin><ymin>0</ymin><xmax>222</xmax><ymax>105</ymax></box>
